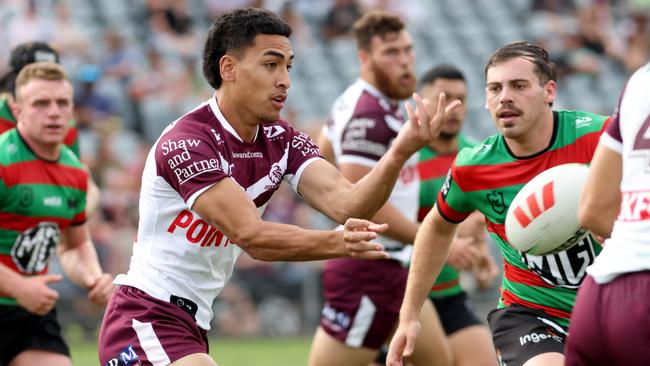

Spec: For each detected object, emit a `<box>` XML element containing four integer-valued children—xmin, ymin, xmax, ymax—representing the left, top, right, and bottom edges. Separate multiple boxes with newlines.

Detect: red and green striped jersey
<box><xmin>436</xmin><ymin>110</ymin><xmax>610</xmax><ymax>327</ymax></box>
<box><xmin>0</xmin><ymin>129</ymin><xmax>87</xmax><ymax>305</ymax></box>
<box><xmin>418</xmin><ymin>133</ymin><xmax>477</xmax><ymax>298</ymax></box>
<box><xmin>0</xmin><ymin>98</ymin><xmax>80</xmax><ymax>157</ymax></box>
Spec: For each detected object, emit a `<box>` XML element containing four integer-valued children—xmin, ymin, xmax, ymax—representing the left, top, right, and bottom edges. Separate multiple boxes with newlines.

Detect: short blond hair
<box><xmin>15</xmin><ymin>61</ymin><xmax>69</xmax><ymax>100</ymax></box>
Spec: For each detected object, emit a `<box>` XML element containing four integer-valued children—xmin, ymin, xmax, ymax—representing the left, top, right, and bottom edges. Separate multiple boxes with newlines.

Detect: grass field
<box><xmin>70</xmin><ymin>337</ymin><xmax>313</xmax><ymax>366</ymax></box>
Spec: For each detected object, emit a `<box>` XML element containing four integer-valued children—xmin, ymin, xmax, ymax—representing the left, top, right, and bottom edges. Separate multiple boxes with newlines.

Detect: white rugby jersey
<box><xmin>588</xmin><ymin>63</ymin><xmax>650</xmax><ymax>284</ymax></box>
<box><xmin>114</xmin><ymin>97</ymin><xmax>321</xmax><ymax>329</ymax></box>
<box><xmin>322</xmin><ymin>79</ymin><xmax>419</xmax><ymax>263</ymax></box>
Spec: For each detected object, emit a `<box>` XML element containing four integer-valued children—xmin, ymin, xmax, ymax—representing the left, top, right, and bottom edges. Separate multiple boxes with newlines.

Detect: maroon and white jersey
<box><xmin>322</xmin><ymin>79</ymin><xmax>419</xmax><ymax>263</ymax></box>
<box><xmin>588</xmin><ymin>63</ymin><xmax>650</xmax><ymax>284</ymax></box>
<box><xmin>114</xmin><ymin>97</ymin><xmax>322</xmax><ymax>329</ymax></box>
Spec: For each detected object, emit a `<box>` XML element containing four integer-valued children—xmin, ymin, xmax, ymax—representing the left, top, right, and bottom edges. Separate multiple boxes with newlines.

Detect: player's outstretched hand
<box><xmin>85</xmin><ymin>273</ymin><xmax>115</xmax><ymax>305</ymax></box>
<box><xmin>340</xmin><ymin>218</ymin><xmax>390</xmax><ymax>260</ymax></box>
<box><xmin>15</xmin><ymin>274</ymin><xmax>62</xmax><ymax>316</ymax></box>
<box><xmin>392</xmin><ymin>92</ymin><xmax>462</xmax><ymax>158</ymax></box>
<box><xmin>387</xmin><ymin>318</ymin><xmax>421</xmax><ymax>366</ymax></box>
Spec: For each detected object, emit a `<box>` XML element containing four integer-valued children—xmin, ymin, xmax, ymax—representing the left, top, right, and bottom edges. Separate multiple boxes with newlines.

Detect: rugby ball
<box><xmin>505</xmin><ymin>163</ymin><xmax>590</xmax><ymax>256</ymax></box>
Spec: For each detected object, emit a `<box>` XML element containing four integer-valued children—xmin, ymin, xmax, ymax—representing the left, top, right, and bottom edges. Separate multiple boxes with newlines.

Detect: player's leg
<box><xmin>309</xmin><ymin>327</ymin><xmax>380</xmax><ymax>366</ymax></box>
<box><xmin>0</xmin><ymin>306</ymin><xmax>71</xmax><ymax>366</ymax></box>
<box><xmin>432</xmin><ymin>293</ymin><xmax>496</xmax><ymax>366</ymax></box>
<box><xmin>404</xmin><ymin>299</ymin><xmax>451</xmax><ymax>366</ymax></box>
<box><xmin>566</xmin><ymin>272</ymin><xmax>650</xmax><ymax>366</ymax></box>
<box><xmin>308</xmin><ymin>259</ymin><xmax>407</xmax><ymax>366</ymax></box>
<box><xmin>448</xmin><ymin>325</ymin><xmax>496</xmax><ymax>366</ymax></box>
<box><xmin>487</xmin><ymin>305</ymin><xmax>566</xmax><ymax>366</ymax></box>
<box><xmin>8</xmin><ymin>350</ymin><xmax>71</xmax><ymax>366</ymax></box>
<box><xmin>99</xmin><ymin>286</ymin><xmax>211</xmax><ymax>366</ymax></box>
<box><xmin>563</xmin><ymin>275</ymin><xmax>605</xmax><ymax>366</ymax></box>
<box><xmin>171</xmin><ymin>353</ymin><xmax>219</xmax><ymax>366</ymax></box>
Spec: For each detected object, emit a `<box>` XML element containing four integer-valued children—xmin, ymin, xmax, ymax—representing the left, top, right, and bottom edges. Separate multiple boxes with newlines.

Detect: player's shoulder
<box><xmin>556</xmin><ymin>109</ymin><xmax>609</xmax><ymax>134</ymax></box>
<box><xmin>333</xmin><ymin>81</ymin><xmax>389</xmax><ymax>121</ymax></box>
<box><xmin>455</xmin><ymin>133</ymin><xmax>503</xmax><ymax>167</ymax></box>
<box><xmin>58</xmin><ymin>144</ymin><xmax>85</xmax><ymax>168</ymax></box>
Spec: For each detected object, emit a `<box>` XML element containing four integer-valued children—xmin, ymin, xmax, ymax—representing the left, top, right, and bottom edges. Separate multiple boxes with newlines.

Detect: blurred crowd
<box><xmin>0</xmin><ymin>0</ymin><xmax>647</xmax><ymax>338</ymax></box>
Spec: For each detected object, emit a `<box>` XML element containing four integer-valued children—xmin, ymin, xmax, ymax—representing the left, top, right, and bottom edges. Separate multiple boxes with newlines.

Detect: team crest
<box><xmin>486</xmin><ymin>190</ymin><xmax>506</xmax><ymax>214</ymax></box>
<box><xmin>268</xmin><ymin>163</ymin><xmax>283</xmax><ymax>185</ymax></box>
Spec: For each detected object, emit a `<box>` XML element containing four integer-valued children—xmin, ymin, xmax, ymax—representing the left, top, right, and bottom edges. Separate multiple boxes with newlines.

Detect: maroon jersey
<box><xmin>114</xmin><ymin>98</ymin><xmax>322</xmax><ymax>329</ymax></box>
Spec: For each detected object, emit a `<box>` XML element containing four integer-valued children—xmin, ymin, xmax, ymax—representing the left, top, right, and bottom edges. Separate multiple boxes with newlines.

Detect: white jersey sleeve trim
<box><xmin>187</xmin><ymin>182</ymin><xmax>218</xmax><ymax>210</ymax></box>
<box><xmin>338</xmin><ymin>155</ymin><xmax>377</xmax><ymax>168</ymax></box>
<box><xmin>600</xmin><ymin>132</ymin><xmax>623</xmax><ymax>154</ymax></box>
<box><xmin>288</xmin><ymin>157</ymin><xmax>321</xmax><ymax>194</ymax></box>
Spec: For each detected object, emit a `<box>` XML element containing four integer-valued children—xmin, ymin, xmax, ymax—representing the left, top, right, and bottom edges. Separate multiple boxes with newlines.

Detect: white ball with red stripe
<box><xmin>505</xmin><ymin>163</ymin><xmax>591</xmax><ymax>256</ymax></box>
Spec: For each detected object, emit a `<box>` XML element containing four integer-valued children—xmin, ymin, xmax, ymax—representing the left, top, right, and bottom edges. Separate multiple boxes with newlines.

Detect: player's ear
<box><xmin>543</xmin><ymin>80</ymin><xmax>557</xmax><ymax>105</ymax></box>
<box><xmin>219</xmin><ymin>55</ymin><xmax>236</xmax><ymax>83</ymax></box>
<box><xmin>357</xmin><ymin>48</ymin><xmax>369</xmax><ymax>65</ymax></box>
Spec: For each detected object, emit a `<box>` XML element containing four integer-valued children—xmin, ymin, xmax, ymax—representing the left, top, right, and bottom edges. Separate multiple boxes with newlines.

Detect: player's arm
<box><xmin>58</xmin><ymin>224</ymin><xmax>114</xmax><ymax>305</ymax></box>
<box><xmin>317</xmin><ymin>131</ymin><xmax>336</xmax><ymax>166</ymax></box>
<box><xmin>85</xmin><ymin>175</ymin><xmax>100</xmax><ymax>217</ymax></box>
<box><xmin>387</xmin><ymin>208</ymin><xmax>458</xmax><ymax>366</ymax></box>
<box><xmin>192</xmin><ymin>177</ymin><xmax>390</xmax><ymax>261</ymax></box>
<box><xmin>578</xmin><ymin>143</ymin><xmax>622</xmax><ymax>238</ymax></box>
<box><xmin>299</xmin><ymin>93</ymin><xmax>460</xmax><ymax>223</ymax></box>
<box><xmin>0</xmin><ymin>262</ymin><xmax>62</xmax><ymax>315</ymax></box>
<box><xmin>341</xmin><ymin>162</ymin><xmax>418</xmax><ymax>243</ymax></box>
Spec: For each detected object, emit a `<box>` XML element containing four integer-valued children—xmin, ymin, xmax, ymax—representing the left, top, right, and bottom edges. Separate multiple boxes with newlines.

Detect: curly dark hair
<box><xmin>351</xmin><ymin>10</ymin><xmax>404</xmax><ymax>51</ymax></box>
<box><xmin>202</xmin><ymin>8</ymin><xmax>292</xmax><ymax>90</ymax></box>
<box><xmin>484</xmin><ymin>41</ymin><xmax>557</xmax><ymax>86</ymax></box>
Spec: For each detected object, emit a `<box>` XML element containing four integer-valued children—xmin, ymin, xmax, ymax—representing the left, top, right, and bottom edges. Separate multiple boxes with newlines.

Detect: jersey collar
<box><xmin>208</xmin><ymin>95</ymin><xmax>259</xmax><ymax>144</ymax></box>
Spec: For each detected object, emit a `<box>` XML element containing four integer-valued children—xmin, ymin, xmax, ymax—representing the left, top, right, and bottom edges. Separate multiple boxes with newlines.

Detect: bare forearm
<box><xmin>58</xmin><ymin>240</ymin><xmax>103</xmax><ymax>288</ymax></box>
<box><xmin>337</xmin><ymin>150</ymin><xmax>410</xmax><ymax>221</ymax></box>
<box><xmin>579</xmin><ymin>210</ymin><xmax>617</xmax><ymax>238</ymax></box>
<box><xmin>372</xmin><ymin>204</ymin><xmax>419</xmax><ymax>244</ymax></box>
<box><xmin>233</xmin><ymin>221</ymin><xmax>344</xmax><ymax>261</ymax></box>
<box><xmin>0</xmin><ymin>263</ymin><xmax>24</xmax><ymax>298</ymax></box>
<box><xmin>400</xmin><ymin>211</ymin><xmax>455</xmax><ymax>320</ymax></box>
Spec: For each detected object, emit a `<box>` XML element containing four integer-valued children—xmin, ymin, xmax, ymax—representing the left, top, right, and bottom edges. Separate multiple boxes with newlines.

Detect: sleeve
<box><xmin>286</xmin><ymin>126</ymin><xmax>323</xmax><ymax>192</ymax></box>
<box><xmin>435</xmin><ymin>163</ymin><xmax>475</xmax><ymax>223</ymax></box>
<box><xmin>70</xmin><ymin>169</ymin><xmax>88</xmax><ymax>226</ymax></box>
<box><xmin>155</xmin><ymin>129</ymin><xmax>228</xmax><ymax>207</ymax></box>
<box><xmin>338</xmin><ymin>109</ymin><xmax>394</xmax><ymax>168</ymax></box>
<box><xmin>598</xmin><ymin>88</ymin><xmax>624</xmax><ymax>154</ymax></box>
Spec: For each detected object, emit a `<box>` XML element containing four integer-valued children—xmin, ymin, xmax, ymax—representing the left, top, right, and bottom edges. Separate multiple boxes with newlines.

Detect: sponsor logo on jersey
<box><xmin>264</xmin><ymin>125</ymin><xmax>285</xmax><ymax>139</ymax></box>
<box><xmin>167</xmin><ymin>210</ymin><xmax>231</xmax><ymax>247</ymax></box>
<box><xmin>11</xmin><ymin>222</ymin><xmax>60</xmax><ymax>274</ymax></box>
<box><xmin>105</xmin><ymin>345</ymin><xmax>139</xmax><ymax>366</ymax></box>
<box><xmin>519</xmin><ymin>329</ymin><xmax>563</xmax><ymax>346</ymax></box>
<box><xmin>160</xmin><ymin>138</ymin><xmax>201</xmax><ymax>156</ymax></box>
<box><xmin>232</xmin><ymin>151</ymin><xmax>263</xmax><ymax>159</ymax></box>
<box><xmin>486</xmin><ymin>190</ymin><xmax>506</xmax><ymax>214</ymax></box>
<box><xmin>321</xmin><ymin>303</ymin><xmax>351</xmax><ymax>332</ymax></box>
<box><xmin>292</xmin><ymin>132</ymin><xmax>320</xmax><ymax>157</ymax></box>
<box><xmin>43</xmin><ymin>196</ymin><xmax>62</xmax><ymax>207</ymax></box>
<box><xmin>575</xmin><ymin>116</ymin><xmax>593</xmax><ymax>128</ymax></box>
<box><xmin>440</xmin><ymin>170</ymin><xmax>453</xmax><ymax>200</ymax></box>
<box><xmin>68</xmin><ymin>197</ymin><xmax>79</xmax><ymax>210</ymax></box>
<box><xmin>618</xmin><ymin>190</ymin><xmax>650</xmax><ymax>221</ymax></box>
<box><xmin>521</xmin><ymin>235</ymin><xmax>596</xmax><ymax>288</ymax></box>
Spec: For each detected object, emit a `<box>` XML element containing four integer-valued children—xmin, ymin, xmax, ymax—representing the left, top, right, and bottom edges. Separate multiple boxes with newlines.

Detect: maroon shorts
<box><xmin>320</xmin><ymin>258</ymin><xmax>408</xmax><ymax>349</ymax></box>
<box><xmin>565</xmin><ymin>272</ymin><xmax>650</xmax><ymax>366</ymax></box>
<box><xmin>98</xmin><ymin>285</ymin><xmax>209</xmax><ymax>366</ymax></box>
